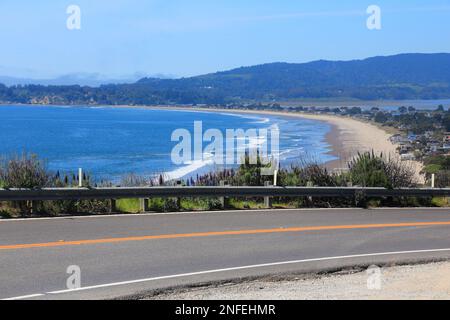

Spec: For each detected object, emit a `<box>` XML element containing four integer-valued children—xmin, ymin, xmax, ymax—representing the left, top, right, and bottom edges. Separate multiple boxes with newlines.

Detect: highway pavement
<box><xmin>0</xmin><ymin>207</ymin><xmax>450</xmax><ymax>300</ymax></box>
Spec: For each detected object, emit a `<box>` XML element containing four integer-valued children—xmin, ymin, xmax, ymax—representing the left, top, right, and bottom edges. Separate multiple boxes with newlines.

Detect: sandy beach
<box><xmin>299</xmin><ymin>114</ymin><xmax>424</xmax><ymax>183</ymax></box>
<box><xmin>158</xmin><ymin>106</ymin><xmax>424</xmax><ymax>183</ymax></box>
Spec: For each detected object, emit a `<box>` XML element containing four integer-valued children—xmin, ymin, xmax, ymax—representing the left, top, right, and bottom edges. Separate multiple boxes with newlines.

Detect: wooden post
<box><xmin>78</xmin><ymin>168</ymin><xmax>83</xmax><ymax>187</ymax></box>
<box><xmin>264</xmin><ymin>181</ymin><xmax>272</xmax><ymax>209</ymax></box>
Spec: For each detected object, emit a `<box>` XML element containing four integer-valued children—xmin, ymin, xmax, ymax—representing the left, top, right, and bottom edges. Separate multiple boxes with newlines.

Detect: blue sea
<box><xmin>0</xmin><ymin>105</ymin><xmax>336</xmax><ymax>182</ymax></box>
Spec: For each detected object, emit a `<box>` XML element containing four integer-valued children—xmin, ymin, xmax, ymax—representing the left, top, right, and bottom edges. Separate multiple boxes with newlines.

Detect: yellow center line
<box><xmin>1</xmin><ymin>221</ymin><xmax>450</xmax><ymax>251</ymax></box>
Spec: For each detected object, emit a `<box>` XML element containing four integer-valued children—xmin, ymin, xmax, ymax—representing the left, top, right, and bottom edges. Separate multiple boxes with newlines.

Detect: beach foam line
<box><xmin>217</xmin><ymin>112</ymin><xmax>271</xmax><ymax>124</ymax></box>
<box><xmin>164</xmin><ymin>159</ymin><xmax>214</xmax><ymax>181</ymax></box>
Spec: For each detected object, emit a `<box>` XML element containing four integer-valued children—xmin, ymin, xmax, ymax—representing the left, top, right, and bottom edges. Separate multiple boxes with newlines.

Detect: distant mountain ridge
<box><xmin>0</xmin><ymin>72</ymin><xmax>176</xmax><ymax>87</ymax></box>
<box><xmin>1</xmin><ymin>53</ymin><xmax>450</xmax><ymax>105</ymax></box>
<box><xmin>142</xmin><ymin>53</ymin><xmax>450</xmax><ymax>85</ymax></box>
<box><xmin>137</xmin><ymin>53</ymin><xmax>450</xmax><ymax>100</ymax></box>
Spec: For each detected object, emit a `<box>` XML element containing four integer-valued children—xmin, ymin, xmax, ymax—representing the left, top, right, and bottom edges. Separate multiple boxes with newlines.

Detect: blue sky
<box><xmin>0</xmin><ymin>0</ymin><xmax>449</xmax><ymax>79</ymax></box>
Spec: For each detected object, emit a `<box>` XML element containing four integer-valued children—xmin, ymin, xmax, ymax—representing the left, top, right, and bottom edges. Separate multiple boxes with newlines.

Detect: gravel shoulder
<box><xmin>145</xmin><ymin>261</ymin><xmax>450</xmax><ymax>300</ymax></box>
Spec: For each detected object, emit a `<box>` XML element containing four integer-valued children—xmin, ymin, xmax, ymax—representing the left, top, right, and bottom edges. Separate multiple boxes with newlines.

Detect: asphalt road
<box><xmin>1</xmin><ymin>208</ymin><xmax>450</xmax><ymax>300</ymax></box>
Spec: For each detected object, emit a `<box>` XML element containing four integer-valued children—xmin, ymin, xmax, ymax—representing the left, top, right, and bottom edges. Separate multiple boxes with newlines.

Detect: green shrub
<box><xmin>348</xmin><ymin>151</ymin><xmax>415</xmax><ymax>188</ymax></box>
<box><xmin>148</xmin><ymin>198</ymin><xmax>179</xmax><ymax>212</ymax></box>
<box><xmin>180</xmin><ymin>197</ymin><xmax>223</xmax><ymax>211</ymax></box>
<box><xmin>0</xmin><ymin>153</ymin><xmax>50</xmax><ymax>188</ymax></box>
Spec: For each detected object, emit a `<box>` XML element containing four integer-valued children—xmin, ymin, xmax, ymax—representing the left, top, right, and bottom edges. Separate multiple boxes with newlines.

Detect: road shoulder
<box><xmin>143</xmin><ymin>260</ymin><xmax>450</xmax><ymax>300</ymax></box>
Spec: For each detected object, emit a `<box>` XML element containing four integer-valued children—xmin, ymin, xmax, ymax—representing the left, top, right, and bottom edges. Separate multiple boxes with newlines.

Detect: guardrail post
<box><xmin>110</xmin><ymin>199</ymin><xmax>117</xmax><ymax>213</ymax></box>
<box><xmin>30</xmin><ymin>200</ymin><xmax>37</xmax><ymax>214</ymax></box>
<box><xmin>354</xmin><ymin>189</ymin><xmax>367</xmax><ymax>208</ymax></box>
<box><xmin>176</xmin><ymin>180</ymin><xmax>182</xmax><ymax>209</ymax></box>
<box><xmin>264</xmin><ymin>181</ymin><xmax>272</xmax><ymax>208</ymax></box>
<box><xmin>307</xmin><ymin>181</ymin><xmax>314</xmax><ymax>203</ymax></box>
<box><xmin>219</xmin><ymin>180</ymin><xmax>229</xmax><ymax>208</ymax></box>
<box><xmin>139</xmin><ymin>198</ymin><xmax>150</xmax><ymax>213</ymax></box>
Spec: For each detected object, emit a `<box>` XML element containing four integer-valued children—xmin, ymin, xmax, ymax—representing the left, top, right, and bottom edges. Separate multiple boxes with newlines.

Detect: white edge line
<box><xmin>45</xmin><ymin>247</ymin><xmax>450</xmax><ymax>295</ymax></box>
<box><xmin>2</xmin><ymin>293</ymin><xmax>45</xmax><ymax>300</ymax></box>
<box><xmin>4</xmin><ymin>248</ymin><xmax>450</xmax><ymax>300</ymax></box>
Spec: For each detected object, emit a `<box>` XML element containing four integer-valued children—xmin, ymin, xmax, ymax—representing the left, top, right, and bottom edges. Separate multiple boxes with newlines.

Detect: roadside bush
<box><xmin>0</xmin><ymin>153</ymin><xmax>50</xmax><ymax>188</ymax></box>
<box><xmin>278</xmin><ymin>164</ymin><xmax>343</xmax><ymax>187</ymax></box>
<box><xmin>148</xmin><ymin>198</ymin><xmax>179</xmax><ymax>212</ymax></box>
<box><xmin>72</xmin><ymin>199</ymin><xmax>112</xmax><ymax>214</ymax></box>
<box><xmin>348</xmin><ymin>151</ymin><xmax>415</xmax><ymax>188</ymax></box>
<box><xmin>0</xmin><ymin>209</ymin><xmax>12</xmax><ymax>219</ymax></box>
<box><xmin>119</xmin><ymin>173</ymin><xmax>150</xmax><ymax>187</ymax></box>
<box><xmin>0</xmin><ymin>153</ymin><xmax>113</xmax><ymax>216</ymax></box>
<box><xmin>0</xmin><ymin>154</ymin><xmax>51</xmax><ymax>215</ymax></box>
<box><xmin>204</xmin><ymin>198</ymin><xmax>223</xmax><ymax>210</ymax></box>
<box><xmin>234</xmin><ymin>153</ymin><xmax>272</xmax><ymax>186</ymax></box>
<box><xmin>181</xmin><ymin>197</ymin><xmax>223</xmax><ymax>211</ymax></box>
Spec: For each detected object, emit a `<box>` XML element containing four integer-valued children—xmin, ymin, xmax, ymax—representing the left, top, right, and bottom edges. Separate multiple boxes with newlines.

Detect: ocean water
<box><xmin>0</xmin><ymin>105</ymin><xmax>336</xmax><ymax>182</ymax></box>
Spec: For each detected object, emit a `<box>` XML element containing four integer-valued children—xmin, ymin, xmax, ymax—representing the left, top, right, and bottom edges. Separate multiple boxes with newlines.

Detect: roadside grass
<box><xmin>366</xmin><ymin>199</ymin><xmax>382</xmax><ymax>208</ymax></box>
<box><xmin>0</xmin><ymin>210</ymin><xmax>12</xmax><ymax>219</ymax></box>
<box><xmin>227</xmin><ymin>198</ymin><xmax>271</xmax><ymax>210</ymax></box>
<box><xmin>114</xmin><ymin>197</ymin><xmax>298</xmax><ymax>213</ymax></box>
<box><xmin>228</xmin><ymin>198</ymin><xmax>304</xmax><ymax>210</ymax></box>
<box><xmin>116</xmin><ymin>199</ymin><xmax>140</xmax><ymax>213</ymax></box>
<box><xmin>180</xmin><ymin>198</ymin><xmax>222</xmax><ymax>211</ymax></box>
<box><xmin>0</xmin><ymin>201</ymin><xmax>16</xmax><ymax>218</ymax></box>
<box><xmin>431</xmin><ymin>197</ymin><xmax>450</xmax><ymax>207</ymax></box>
<box><xmin>116</xmin><ymin>197</ymin><xmax>224</xmax><ymax>213</ymax></box>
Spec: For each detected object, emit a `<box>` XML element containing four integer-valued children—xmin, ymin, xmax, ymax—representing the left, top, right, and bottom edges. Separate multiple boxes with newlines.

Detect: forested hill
<box><xmin>1</xmin><ymin>53</ymin><xmax>450</xmax><ymax>105</ymax></box>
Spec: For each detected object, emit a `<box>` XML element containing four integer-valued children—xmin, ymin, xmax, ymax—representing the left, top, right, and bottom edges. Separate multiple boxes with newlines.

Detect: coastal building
<box><xmin>390</xmin><ymin>134</ymin><xmax>410</xmax><ymax>144</ymax></box>
<box><xmin>400</xmin><ymin>153</ymin><xmax>416</xmax><ymax>161</ymax></box>
<box><xmin>443</xmin><ymin>133</ymin><xmax>450</xmax><ymax>143</ymax></box>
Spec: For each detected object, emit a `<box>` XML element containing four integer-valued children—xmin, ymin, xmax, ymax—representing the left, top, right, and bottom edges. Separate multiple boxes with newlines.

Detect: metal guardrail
<box><xmin>0</xmin><ymin>186</ymin><xmax>449</xmax><ymax>201</ymax></box>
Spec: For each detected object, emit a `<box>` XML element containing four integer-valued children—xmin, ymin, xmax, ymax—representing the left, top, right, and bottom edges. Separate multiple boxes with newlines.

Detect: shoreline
<box><xmin>169</xmin><ymin>106</ymin><xmax>424</xmax><ymax>182</ymax></box>
<box><xmin>147</xmin><ymin>106</ymin><xmax>424</xmax><ymax>182</ymax></box>
<box><xmin>0</xmin><ymin>104</ymin><xmax>425</xmax><ymax>183</ymax></box>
